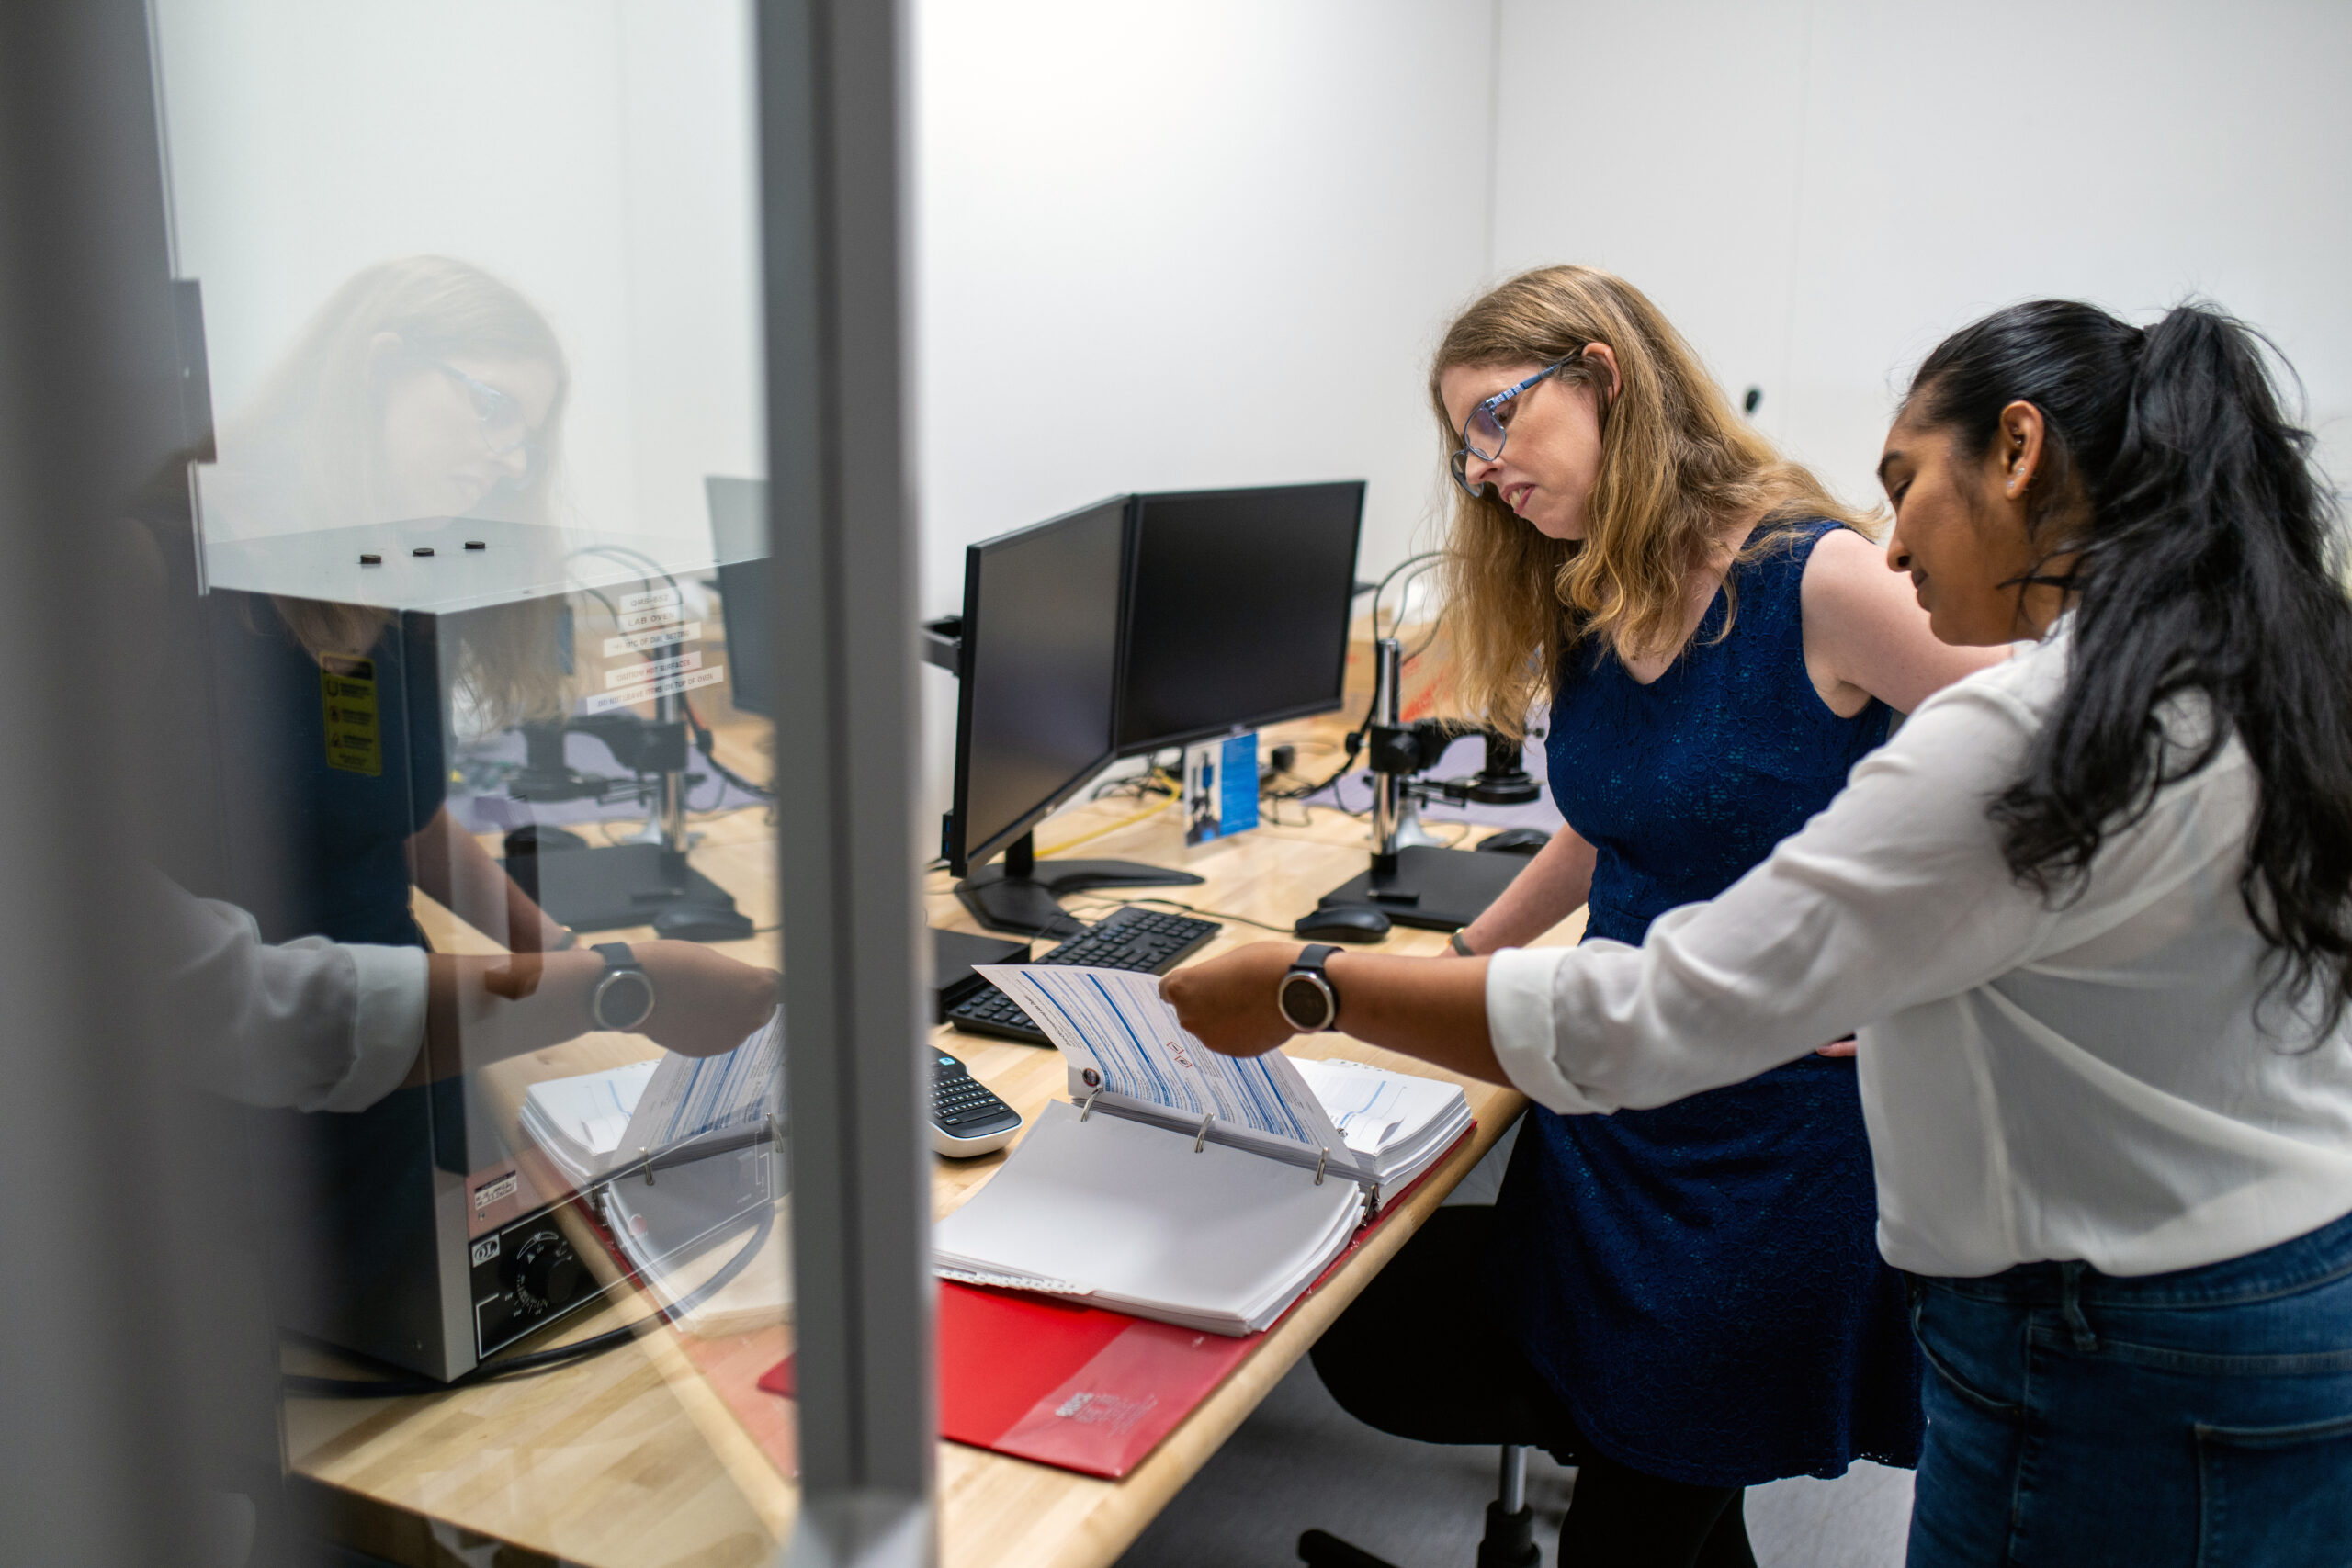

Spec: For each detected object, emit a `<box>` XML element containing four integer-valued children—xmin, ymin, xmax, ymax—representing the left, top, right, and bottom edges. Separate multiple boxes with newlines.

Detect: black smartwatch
<box><xmin>1275</xmin><ymin>944</ymin><xmax>1343</xmax><ymax>1033</ymax></box>
<box><xmin>590</xmin><ymin>942</ymin><xmax>656</xmax><ymax>1032</ymax></box>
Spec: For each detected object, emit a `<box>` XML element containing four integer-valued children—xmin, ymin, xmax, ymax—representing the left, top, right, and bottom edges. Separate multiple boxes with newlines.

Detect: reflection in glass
<box><xmin>141</xmin><ymin>1</ymin><xmax>820</xmax><ymax>1556</ymax></box>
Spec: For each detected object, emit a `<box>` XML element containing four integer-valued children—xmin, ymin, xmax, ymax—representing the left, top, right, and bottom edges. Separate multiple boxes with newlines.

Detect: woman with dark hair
<box><xmin>1167</xmin><ymin>298</ymin><xmax>2352</xmax><ymax>1565</ymax></box>
<box><xmin>1299</xmin><ymin>265</ymin><xmax>2002</xmax><ymax>1567</ymax></box>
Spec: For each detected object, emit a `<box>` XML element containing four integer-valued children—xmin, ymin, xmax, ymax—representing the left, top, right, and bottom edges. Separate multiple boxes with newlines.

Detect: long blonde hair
<box><xmin>212</xmin><ymin>256</ymin><xmax>572</xmax><ymax>724</ymax></box>
<box><xmin>1432</xmin><ymin>265</ymin><xmax>1866</xmax><ymax>730</ymax></box>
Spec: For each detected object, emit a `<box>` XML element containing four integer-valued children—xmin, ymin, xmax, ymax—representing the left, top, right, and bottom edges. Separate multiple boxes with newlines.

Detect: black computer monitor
<box><xmin>1114</xmin><ymin>480</ymin><xmax>1365</xmax><ymax>756</ymax></box>
<box><xmin>715</xmin><ymin>555</ymin><xmax>776</xmax><ymax>721</ymax></box>
<box><xmin>946</xmin><ymin>496</ymin><xmax>1200</xmax><ymax>936</ymax></box>
<box><xmin>709</xmin><ymin>476</ymin><xmax>775</xmax><ymax>719</ymax></box>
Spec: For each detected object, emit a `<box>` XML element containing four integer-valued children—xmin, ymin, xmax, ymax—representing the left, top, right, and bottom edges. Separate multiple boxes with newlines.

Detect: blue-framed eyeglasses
<box><xmin>435</xmin><ymin>360</ymin><xmax>541</xmax><ymax>476</ymax></box>
<box><xmin>1449</xmin><ymin>354</ymin><xmax>1579</xmax><ymax>498</ymax></box>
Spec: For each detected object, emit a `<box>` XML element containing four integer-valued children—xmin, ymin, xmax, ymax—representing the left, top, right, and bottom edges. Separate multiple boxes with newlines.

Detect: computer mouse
<box><xmin>653</xmin><ymin>903</ymin><xmax>757</xmax><ymax>942</ymax></box>
<box><xmin>1294</xmin><ymin>904</ymin><xmax>1392</xmax><ymax>942</ymax></box>
<box><xmin>1477</xmin><ymin>827</ymin><xmax>1554</xmax><ymax>855</ymax></box>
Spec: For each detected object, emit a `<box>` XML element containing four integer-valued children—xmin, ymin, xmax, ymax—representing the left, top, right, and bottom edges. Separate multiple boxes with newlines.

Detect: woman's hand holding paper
<box><xmin>1159</xmin><ymin>942</ymin><xmax>1305</xmax><ymax>1058</ymax></box>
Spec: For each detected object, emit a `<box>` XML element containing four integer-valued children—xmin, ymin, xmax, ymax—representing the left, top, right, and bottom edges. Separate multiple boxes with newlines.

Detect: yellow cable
<box><xmin>1036</xmin><ymin>790</ymin><xmax>1177</xmax><ymax>857</ymax></box>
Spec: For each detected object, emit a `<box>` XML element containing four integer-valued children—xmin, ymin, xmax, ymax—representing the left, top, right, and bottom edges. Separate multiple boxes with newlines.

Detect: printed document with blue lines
<box><xmin>940</xmin><ymin>966</ymin><xmax>1367</xmax><ymax>1335</ymax></box>
<box><xmin>976</xmin><ymin>964</ymin><xmax>1362</xmax><ymax>1178</ymax></box>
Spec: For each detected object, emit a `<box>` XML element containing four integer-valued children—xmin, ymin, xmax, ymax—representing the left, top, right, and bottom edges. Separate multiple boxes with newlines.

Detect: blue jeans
<box><xmin>1907</xmin><ymin>1205</ymin><xmax>2352</xmax><ymax>1568</ymax></box>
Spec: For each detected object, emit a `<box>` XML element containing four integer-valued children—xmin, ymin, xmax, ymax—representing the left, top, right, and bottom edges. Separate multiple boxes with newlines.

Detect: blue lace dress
<box><xmin>1488</xmin><ymin>519</ymin><xmax>1923</xmax><ymax>1486</ymax></box>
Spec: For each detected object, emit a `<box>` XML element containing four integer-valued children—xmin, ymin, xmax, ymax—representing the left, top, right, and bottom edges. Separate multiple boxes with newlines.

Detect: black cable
<box><xmin>1368</xmin><ymin>549</ymin><xmax>1444</xmax><ymax>639</ymax></box>
<box><xmin>682</xmin><ymin>697</ymin><xmax>775</xmax><ymax>803</ymax></box>
<box><xmin>1402</xmin><ymin>603</ymin><xmax>1450</xmax><ymax>662</ymax></box>
<box><xmin>1070</xmin><ymin>894</ymin><xmax>1300</xmax><ymax>936</ymax></box>
<box><xmin>285</xmin><ymin>1150</ymin><xmax>779</xmax><ymax>1401</ymax></box>
<box><xmin>1266</xmin><ymin>550</ymin><xmax>1447</xmax><ymax>804</ymax></box>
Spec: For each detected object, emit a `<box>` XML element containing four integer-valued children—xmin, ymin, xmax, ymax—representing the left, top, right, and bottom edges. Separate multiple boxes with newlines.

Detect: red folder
<box><xmin>761</xmin><ymin>1124</ymin><xmax>1471</xmax><ymax>1478</ymax></box>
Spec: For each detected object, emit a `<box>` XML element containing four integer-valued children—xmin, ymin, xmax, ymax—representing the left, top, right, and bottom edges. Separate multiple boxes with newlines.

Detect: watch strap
<box><xmin>590</xmin><ymin>942</ymin><xmax>655</xmax><ymax>1032</ymax></box>
<box><xmin>1278</xmin><ymin>944</ymin><xmax>1343</xmax><ymax>1033</ymax></box>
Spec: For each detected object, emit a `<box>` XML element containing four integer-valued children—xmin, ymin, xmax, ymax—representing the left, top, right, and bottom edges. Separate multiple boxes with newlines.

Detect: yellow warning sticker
<box><xmin>321</xmin><ymin>656</ymin><xmax>382</xmax><ymax>776</ymax></box>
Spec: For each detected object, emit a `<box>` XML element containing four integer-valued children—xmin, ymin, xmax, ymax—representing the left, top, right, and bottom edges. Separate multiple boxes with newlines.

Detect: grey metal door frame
<box><xmin>757</xmin><ymin>1</ymin><xmax>938</xmax><ymax>1563</ymax></box>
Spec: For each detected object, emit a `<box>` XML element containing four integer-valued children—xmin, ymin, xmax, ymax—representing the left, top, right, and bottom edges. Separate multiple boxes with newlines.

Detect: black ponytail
<box><xmin>1908</xmin><ymin>299</ymin><xmax>2352</xmax><ymax>1036</ymax></box>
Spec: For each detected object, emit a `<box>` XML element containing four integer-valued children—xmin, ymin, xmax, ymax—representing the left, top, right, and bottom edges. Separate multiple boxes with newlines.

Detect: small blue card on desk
<box><xmin>1183</xmin><ymin>731</ymin><xmax>1259</xmax><ymax>846</ymax></box>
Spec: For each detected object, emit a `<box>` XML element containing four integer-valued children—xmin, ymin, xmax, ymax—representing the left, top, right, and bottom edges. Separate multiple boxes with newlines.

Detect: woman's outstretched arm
<box><xmin>1161</xmin><ymin>944</ymin><xmax>1502</xmax><ymax>1081</ymax></box>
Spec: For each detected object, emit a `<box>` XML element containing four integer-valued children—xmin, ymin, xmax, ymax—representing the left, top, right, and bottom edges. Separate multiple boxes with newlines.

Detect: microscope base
<box><xmin>1317</xmin><ymin>843</ymin><xmax>1526</xmax><ymax>931</ymax></box>
<box><xmin>503</xmin><ymin>840</ymin><xmax>739</xmax><ymax>932</ymax></box>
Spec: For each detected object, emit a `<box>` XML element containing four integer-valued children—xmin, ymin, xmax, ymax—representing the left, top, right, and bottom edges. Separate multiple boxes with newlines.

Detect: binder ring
<box><xmin>1193</xmin><ymin>1112</ymin><xmax>1216</xmax><ymax>1152</ymax></box>
<box><xmin>1079</xmin><ymin>1088</ymin><xmax>1102</xmax><ymax>1122</ymax></box>
<box><xmin>638</xmin><ymin>1146</ymin><xmax>657</xmax><ymax>1187</ymax></box>
<box><xmin>1314</xmin><ymin>1146</ymin><xmax>1331</xmax><ymax>1185</ymax></box>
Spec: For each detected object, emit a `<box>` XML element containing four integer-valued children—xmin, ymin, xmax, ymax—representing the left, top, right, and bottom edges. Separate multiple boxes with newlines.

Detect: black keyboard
<box><xmin>944</xmin><ymin>905</ymin><xmax>1220</xmax><ymax>1045</ymax></box>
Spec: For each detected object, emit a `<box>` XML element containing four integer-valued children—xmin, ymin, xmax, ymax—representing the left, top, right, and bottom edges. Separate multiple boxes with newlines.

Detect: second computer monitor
<box><xmin>1115</xmin><ymin>480</ymin><xmax>1365</xmax><ymax>756</ymax></box>
<box><xmin>946</xmin><ymin>495</ymin><xmax>1131</xmax><ymax>875</ymax></box>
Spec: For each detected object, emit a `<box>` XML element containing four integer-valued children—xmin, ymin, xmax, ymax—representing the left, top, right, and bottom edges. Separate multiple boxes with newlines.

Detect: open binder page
<box><xmin>933</xmin><ymin>1099</ymin><xmax>1363</xmax><ymax>1336</ymax></box>
<box><xmin>518</xmin><ymin>1009</ymin><xmax>785</xmax><ymax>1187</ymax></box>
<box><xmin>1289</xmin><ymin>1056</ymin><xmax>1474</xmax><ymax>1191</ymax></box>
<box><xmin>978</xmin><ymin>965</ymin><xmax>1360</xmax><ymax>1176</ymax></box>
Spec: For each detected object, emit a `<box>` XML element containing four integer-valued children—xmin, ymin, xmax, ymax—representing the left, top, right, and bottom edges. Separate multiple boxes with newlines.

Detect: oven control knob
<box><xmin>508</xmin><ymin>1232</ymin><xmax>583</xmax><ymax>1314</ymax></box>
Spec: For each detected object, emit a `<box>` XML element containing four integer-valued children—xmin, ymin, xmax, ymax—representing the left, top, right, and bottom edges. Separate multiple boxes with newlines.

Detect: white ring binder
<box><xmin>1193</xmin><ymin>1112</ymin><xmax>1216</xmax><ymax>1152</ymax></box>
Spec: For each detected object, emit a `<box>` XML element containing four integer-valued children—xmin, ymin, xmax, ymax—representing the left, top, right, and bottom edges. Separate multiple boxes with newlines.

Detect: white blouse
<box><xmin>153</xmin><ymin>874</ymin><xmax>428</xmax><ymax>1112</ymax></box>
<box><xmin>1486</xmin><ymin>626</ymin><xmax>2352</xmax><ymax>1280</ymax></box>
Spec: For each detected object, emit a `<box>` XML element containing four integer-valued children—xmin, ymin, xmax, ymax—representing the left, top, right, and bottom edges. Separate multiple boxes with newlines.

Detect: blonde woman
<box><xmin>1291</xmin><ymin>268</ymin><xmax>1999</xmax><ymax>1564</ymax></box>
<box><xmin>197</xmin><ymin>255</ymin><xmax>581</xmax><ymax>954</ymax></box>
<box><xmin>177</xmin><ymin>259</ymin><xmax>774</xmax><ymax>1087</ymax></box>
<box><xmin>100</xmin><ymin>255</ymin><xmax>773</xmax><ymax>1146</ymax></box>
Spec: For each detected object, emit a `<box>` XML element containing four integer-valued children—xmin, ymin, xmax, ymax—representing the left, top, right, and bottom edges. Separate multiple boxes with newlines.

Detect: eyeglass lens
<box><xmin>458</xmin><ymin>379</ymin><xmax>529</xmax><ymax>456</ymax></box>
<box><xmin>1452</xmin><ymin>398</ymin><xmax>1512</xmax><ymax>496</ymax></box>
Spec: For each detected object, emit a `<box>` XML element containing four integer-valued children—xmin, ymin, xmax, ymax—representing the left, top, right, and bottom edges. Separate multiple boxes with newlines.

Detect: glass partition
<box><xmin>127</xmin><ymin>2</ymin><xmax>925</xmax><ymax>1561</ymax></box>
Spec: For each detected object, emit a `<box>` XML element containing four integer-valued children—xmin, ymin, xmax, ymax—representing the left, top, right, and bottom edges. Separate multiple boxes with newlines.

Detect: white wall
<box><xmin>911</xmin><ymin>0</ymin><xmax>1503</xmax><ymax>615</ymax></box>
<box><xmin>910</xmin><ymin>0</ymin><xmax>1506</xmax><ymax>829</ymax></box>
<box><xmin>153</xmin><ymin>0</ymin><xmax>763</xmax><ymax>546</ymax></box>
<box><xmin>1490</xmin><ymin>0</ymin><xmax>2352</xmax><ymax>509</ymax></box>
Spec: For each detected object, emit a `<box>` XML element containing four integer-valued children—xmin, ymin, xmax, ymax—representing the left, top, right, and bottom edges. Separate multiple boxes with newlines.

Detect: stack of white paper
<box><xmin>934</xmin><ymin>1100</ymin><xmax>1363</xmax><ymax>1336</ymax></box>
<box><xmin>519</xmin><ymin>1008</ymin><xmax>785</xmax><ymax>1189</ymax></box>
<box><xmin>1291</xmin><ymin>1057</ymin><xmax>1472</xmax><ymax>1193</ymax></box>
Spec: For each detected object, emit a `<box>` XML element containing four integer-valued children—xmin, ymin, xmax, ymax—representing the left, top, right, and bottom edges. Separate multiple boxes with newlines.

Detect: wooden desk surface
<box><xmin>289</xmin><ymin>724</ymin><xmax>1579</xmax><ymax>1568</ymax></box>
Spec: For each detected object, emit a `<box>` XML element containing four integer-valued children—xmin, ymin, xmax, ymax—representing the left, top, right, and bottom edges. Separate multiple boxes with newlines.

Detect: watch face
<box><xmin>596</xmin><ymin>970</ymin><xmax>656</xmax><ymax>1032</ymax></box>
<box><xmin>1278</xmin><ymin>973</ymin><xmax>1334</xmax><ymax>1033</ymax></box>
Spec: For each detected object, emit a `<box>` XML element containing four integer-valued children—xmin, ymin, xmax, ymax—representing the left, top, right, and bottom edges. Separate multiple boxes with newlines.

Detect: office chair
<box><xmin>1296</xmin><ymin>1442</ymin><xmax>1541</xmax><ymax>1568</ymax></box>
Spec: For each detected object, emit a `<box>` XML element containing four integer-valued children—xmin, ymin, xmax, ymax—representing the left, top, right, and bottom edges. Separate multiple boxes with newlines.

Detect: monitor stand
<box><xmin>954</xmin><ymin>831</ymin><xmax>1203</xmax><ymax>938</ymax></box>
<box><xmin>1317</xmin><ymin>844</ymin><xmax>1524</xmax><ymax>932</ymax></box>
